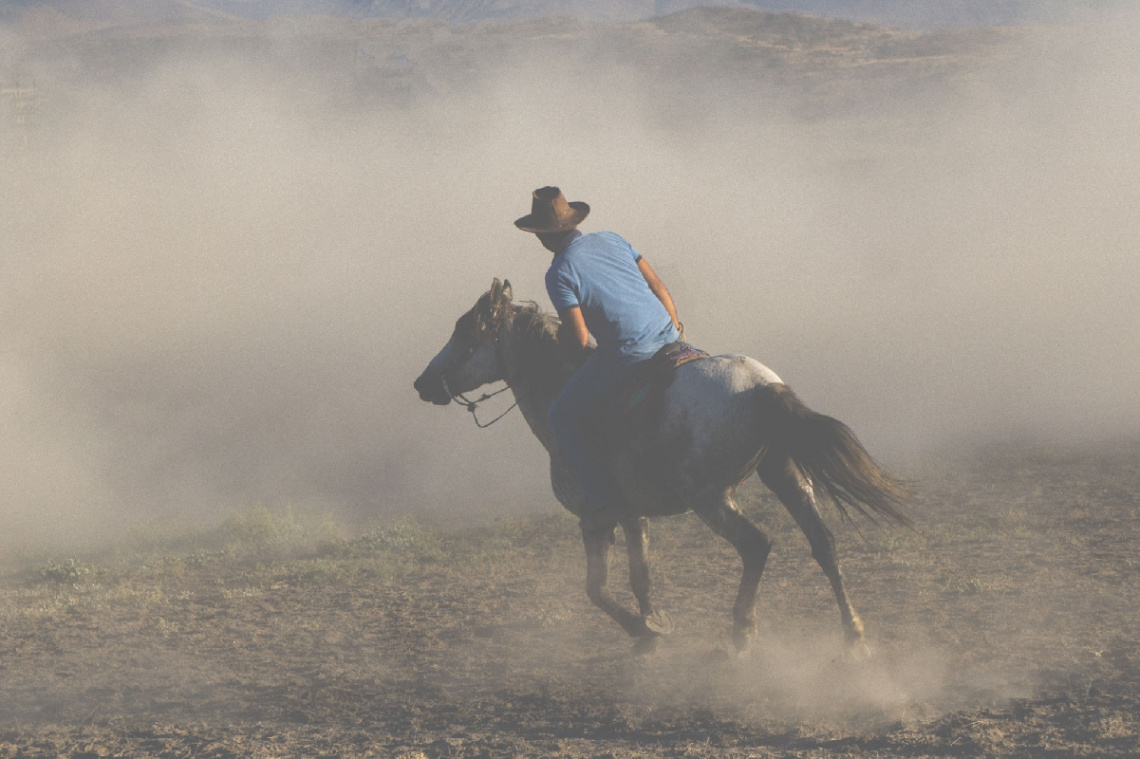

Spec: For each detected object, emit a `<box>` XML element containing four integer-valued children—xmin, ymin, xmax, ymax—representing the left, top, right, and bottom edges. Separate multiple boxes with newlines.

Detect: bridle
<box><xmin>441</xmin><ymin>376</ymin><xmax>518</xmax><ymax>428</ymax></box>
<box><xmin>440</xmin><ymin>318</ymin><xmax>522</xmax><ymax>429</ymax></box>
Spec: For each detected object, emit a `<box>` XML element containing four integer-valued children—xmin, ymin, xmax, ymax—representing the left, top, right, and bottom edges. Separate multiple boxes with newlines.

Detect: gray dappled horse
<box><xmin>414</xmin><ymin>279</ymin><xmax>909</xmax><ymax>656</ymax></box>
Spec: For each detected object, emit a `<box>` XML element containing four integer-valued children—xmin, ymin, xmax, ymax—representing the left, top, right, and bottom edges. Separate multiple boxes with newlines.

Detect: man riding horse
<box><xmin>416</xmin><ymin>196</ymin><xmax>908</xmax><ymax>654</ymax></box>
<box><xmin>516</xmin><ymin>186</ymin><xmax>682</xmax><ymax>536</ymax></box>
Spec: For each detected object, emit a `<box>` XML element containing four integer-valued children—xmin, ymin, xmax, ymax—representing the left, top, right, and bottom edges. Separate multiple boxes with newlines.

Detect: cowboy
<box><xmin>515</xmin><ymin>186</ymin><xmax>682</xmax><ymax>534</ymax></box>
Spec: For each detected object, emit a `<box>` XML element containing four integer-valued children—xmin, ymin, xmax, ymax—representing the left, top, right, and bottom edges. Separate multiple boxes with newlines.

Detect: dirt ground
<box><xmin>1</xmin><ymin>439</ymin><xmax>1138</xmax><ymax>758</ymax></box>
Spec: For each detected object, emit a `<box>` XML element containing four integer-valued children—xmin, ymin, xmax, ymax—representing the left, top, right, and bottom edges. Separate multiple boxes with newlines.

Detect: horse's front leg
<box><xmin>583</xmin><ymin>526</ymin><xmax>668</xmax><ymax>647</ymax></box>
<box><xmin>622</xmin><ymin>517</ymin><xmax>674</xmax><ymax>654</ymax></box>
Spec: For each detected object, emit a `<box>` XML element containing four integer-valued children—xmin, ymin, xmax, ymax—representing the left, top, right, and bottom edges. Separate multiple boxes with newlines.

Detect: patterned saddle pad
<box><xmin>607</xmin><ymin>342</ymin><xmax>710</xmax><ymax>441</ymax></box>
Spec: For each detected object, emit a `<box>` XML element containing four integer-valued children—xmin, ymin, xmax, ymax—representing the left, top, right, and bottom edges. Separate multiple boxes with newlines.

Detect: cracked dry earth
<box><xmin>1</xmin><ymin>440</ymin><xmax>1138</xmax><ymax>757</ymax></box>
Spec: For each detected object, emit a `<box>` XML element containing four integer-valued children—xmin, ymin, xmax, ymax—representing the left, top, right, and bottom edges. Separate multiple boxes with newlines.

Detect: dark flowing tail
<box><xmin>757</xmin><ymin>384</ymin><xmax>911</xmax><ymax>527</ymax></box>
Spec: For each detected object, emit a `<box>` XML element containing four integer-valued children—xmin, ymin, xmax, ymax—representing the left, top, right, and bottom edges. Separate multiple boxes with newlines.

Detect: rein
<box><xmin>442</xmin><ymin>376</ymin><xmax>519</xmax><ymax>429</ymax></box>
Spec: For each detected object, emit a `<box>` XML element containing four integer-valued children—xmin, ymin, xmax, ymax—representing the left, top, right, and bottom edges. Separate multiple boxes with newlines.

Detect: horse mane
<box><xmin>504</xmin><ymin>302</ymin><xmax>587</xmax><ymax>392</ymax></box>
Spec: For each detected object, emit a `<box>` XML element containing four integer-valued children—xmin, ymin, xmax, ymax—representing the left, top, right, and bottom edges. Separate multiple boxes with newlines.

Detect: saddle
<box><xmin>601</xmin><ymin>342</ymin><xmax>710</xmax><ymax>442</ymax></box>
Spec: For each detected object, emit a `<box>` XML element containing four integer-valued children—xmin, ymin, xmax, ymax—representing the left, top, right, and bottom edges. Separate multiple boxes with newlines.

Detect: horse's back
<box><xmin>658</xmin><ymin>354</ymin><xmax>781</xmax><ymax>438</ymax></box>
<box><xmin>672</xmin><ymin>354</ymin><xmax>782</xmax><ymax>398</ymax></box>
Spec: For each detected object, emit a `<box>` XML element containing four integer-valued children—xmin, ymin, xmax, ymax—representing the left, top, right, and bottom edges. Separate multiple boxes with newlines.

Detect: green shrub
<box><xmin>31</xmin><ymin>558</ymin><xmax>93</xmax><ymax>584</ymax></box>
<box><xmin>210</xmin><ymin>505</ymin><xmax>344</xmax><ymax>557</ymax></box>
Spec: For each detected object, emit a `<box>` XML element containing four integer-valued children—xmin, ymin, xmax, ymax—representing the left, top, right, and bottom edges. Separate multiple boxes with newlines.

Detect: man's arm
<box><xmin>637</xmin><ymin>257</ymin><xmax>680</xmax><ymax>331</ymax></box>
<box><xmin>557</xmin><ymin>306</ymin><xmax>591</xmax><ymax>350</ymax></box>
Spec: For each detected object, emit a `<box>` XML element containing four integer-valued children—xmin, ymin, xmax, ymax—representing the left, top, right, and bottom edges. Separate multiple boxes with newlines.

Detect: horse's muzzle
<box><xmin>413</xmin><ymin>372</ymin><xmax>452</xmax><ymax>406</ymax></box>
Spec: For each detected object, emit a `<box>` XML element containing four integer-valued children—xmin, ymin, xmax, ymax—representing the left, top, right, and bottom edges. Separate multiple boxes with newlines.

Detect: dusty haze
<box><xmin>1</xmin><ymin>9</ymin><xmax>1138</xmax><ymax>554</ymax></box>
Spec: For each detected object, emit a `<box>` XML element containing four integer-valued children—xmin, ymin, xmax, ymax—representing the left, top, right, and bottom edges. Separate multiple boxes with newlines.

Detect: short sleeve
<box><xmin>623</xmin><ymin>236</ymin><xmax>643</xmax><ymax>264</ymax></box>
<box><xmin>545</xmin><ymin>263</ymin><xmax>579</xmax><ymax>312</ymax></box>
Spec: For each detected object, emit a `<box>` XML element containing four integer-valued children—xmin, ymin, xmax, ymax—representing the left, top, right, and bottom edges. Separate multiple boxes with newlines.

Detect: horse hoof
<box><xmin>642</xmin><ymin>610</ymin><xmax>674</xmax><ymax>635</ymax></box>
<box><xmin>847</xmin><ymin>639</ymin><xmax>873</xmax><ymax>661</ymax></box>
<box><xmin>732</xmin><ymin>623</ymin><xmax>756</xmax><ymax>653</ymax></box>
<box><xmin>631</xmin><ymin>635</ymin><xmax>660</xmax><ymax>657</ymax></box>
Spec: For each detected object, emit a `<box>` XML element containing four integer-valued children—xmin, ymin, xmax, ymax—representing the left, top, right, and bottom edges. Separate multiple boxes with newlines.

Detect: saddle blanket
<box><xmin>609</xmin><ymin>342</ymin><xmax>709</xmax><ymax>440</ymax></box>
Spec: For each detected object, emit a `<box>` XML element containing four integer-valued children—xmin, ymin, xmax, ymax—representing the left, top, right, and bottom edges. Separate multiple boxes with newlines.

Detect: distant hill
<box><xmin>1</xmin><ymin>2</ymin><xmax>1029</xmax><ymax>123</ymax></box>
<box><xmin>743</xmin><ymin>0</ymin><xmax>1097</xmax><ymax>29</ymax></box>
<box><xmin>0</xmin><ymin>0</ymin><xmax>234</xmax><ymax>29</ymax></box>
<box><xmin>0</xmin><ymin>0</ymin><xmax>1110</xmax><ymax>30</ymax></box>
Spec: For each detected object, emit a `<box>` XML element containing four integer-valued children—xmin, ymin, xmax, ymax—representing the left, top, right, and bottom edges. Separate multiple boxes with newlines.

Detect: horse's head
<box><xmin>414</xmin><ymin>278</ymin><xmax>514</xmax><ymax>405</ymax></box>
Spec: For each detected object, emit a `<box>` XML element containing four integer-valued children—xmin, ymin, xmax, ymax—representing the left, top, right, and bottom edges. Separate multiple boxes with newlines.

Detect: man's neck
<box><xmin>550</xmin><ymin>229</ymin><xmax>582</xmax><ymax>255</ymax></box>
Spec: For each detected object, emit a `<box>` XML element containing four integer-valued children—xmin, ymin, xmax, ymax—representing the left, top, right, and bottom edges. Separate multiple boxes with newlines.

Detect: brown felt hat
<box><xmin>514</xmin><ymin>186</ymin><xmax>590</xmax><ymax>233</ymax></box>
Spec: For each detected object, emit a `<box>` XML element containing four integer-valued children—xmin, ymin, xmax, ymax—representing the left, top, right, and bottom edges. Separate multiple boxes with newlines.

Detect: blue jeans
<box><xmin>548</xmin><ymin>324</ymin><xmax>680</xmax><ymax>513</ymax></box>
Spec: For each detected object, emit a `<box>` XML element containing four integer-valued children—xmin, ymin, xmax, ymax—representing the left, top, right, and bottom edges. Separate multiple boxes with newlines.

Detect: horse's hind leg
<box><xmin>757</xmin><ymin>454</ymin><xmax>869</xmax><ymax>657</ymax></box>
<box><xmin>691</xmin><ymin>488</ymin><xmax>773</xmax><ymax>652</ymax></box>
<box><xmin>582</xmin><ymin>527</ymin><xmax>663</xmax><ymax>645</ymax></box>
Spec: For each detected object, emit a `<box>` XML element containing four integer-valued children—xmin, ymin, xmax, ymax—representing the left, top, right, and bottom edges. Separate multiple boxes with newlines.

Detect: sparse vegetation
<box><xmin>29</xmin><ymin>557</ymin><xmax>95</xmax><ymax>585</ymax></box>
<box><xmin>1</xmin><ymin>444</ymin><xmax>1138</xmax><ymax>756</ymax></box>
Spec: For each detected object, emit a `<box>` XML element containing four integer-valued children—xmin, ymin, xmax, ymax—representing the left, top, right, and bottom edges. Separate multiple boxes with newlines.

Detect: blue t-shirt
<box><xmin>545</xmin><ymin>231</ymin><xmax>675</xmax><ymax>360</ymax></box>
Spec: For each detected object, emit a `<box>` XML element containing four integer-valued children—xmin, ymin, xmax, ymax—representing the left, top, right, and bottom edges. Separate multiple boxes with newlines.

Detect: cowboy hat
<box><xmin>514</xmin><ymin>186</ymin><xmax>589</xmax><ymax>233</ymax></box>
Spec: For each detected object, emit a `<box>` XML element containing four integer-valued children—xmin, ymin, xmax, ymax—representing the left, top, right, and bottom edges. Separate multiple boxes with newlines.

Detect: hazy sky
<box><xmin>1</xmin><ymin>8</ymin><xmax>1138</xmax><ymax>552</ymax></box>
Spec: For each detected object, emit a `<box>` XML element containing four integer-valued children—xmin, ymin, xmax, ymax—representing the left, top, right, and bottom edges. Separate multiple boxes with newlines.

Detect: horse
<box><xmin>414</xmin><ymin>279</ymin><xmax>909</xmax><ymax>656</ymax></box>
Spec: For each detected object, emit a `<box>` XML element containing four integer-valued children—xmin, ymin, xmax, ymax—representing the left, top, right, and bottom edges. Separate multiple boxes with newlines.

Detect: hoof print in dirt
<box><xmin>701</xmin><ymin>648</ymin><xmax>735</xmax><ymax>667</ymax></box>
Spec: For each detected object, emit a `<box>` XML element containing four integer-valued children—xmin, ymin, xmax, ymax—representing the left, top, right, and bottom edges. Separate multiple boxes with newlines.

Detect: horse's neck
<box><xmin>514</xmin><ymin>385</ymin><xmax>559</xmax><ymax>453</ymax></box>
<box><xmin>498</xmin><ymin>312</ymin><xmax>579</xmax><ymax>453</ymax></box>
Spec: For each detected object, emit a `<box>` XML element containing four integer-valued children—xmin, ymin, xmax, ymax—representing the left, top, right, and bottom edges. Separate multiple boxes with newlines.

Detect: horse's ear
<box><xmin>501</xmin><ymin>279</ymin><xmax>513</xmax><ymax>302</ymax></box>
<box><xmin>489</xmin><ymin>278</ymin><xmax>503</xmax><ymax>301</ymax></box>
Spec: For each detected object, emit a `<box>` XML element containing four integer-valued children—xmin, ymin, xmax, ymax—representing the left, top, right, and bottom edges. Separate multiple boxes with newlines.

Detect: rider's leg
<box><xmin>548</xmin><ymin>351</ymin><xmax>636</xmax><ymax>518</ymax></box>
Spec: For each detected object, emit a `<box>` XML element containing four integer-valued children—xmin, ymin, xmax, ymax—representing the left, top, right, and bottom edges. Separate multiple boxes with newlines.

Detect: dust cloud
<box><xmin>626</xmin><ymin>628</ymin><xmax>1013</xmax><ymax>725</ymax></box>
<box><xmin>1</xmin><ymin>8</ymin><xmax>1138</xmax><ymax>554</ymax></box>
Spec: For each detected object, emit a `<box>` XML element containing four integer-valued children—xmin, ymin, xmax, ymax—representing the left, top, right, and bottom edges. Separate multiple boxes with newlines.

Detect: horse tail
<box><xmin>757</xmin><ymin>383</ymin><xmax>911</xmax><ymax>527</ymax></box>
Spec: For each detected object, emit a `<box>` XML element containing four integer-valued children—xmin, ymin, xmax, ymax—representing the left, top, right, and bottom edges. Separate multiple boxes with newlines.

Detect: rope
<box><xmin>442</xmin><ymin>376</ymin><xmax>519</xmax><ymax>428</ymax></box>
